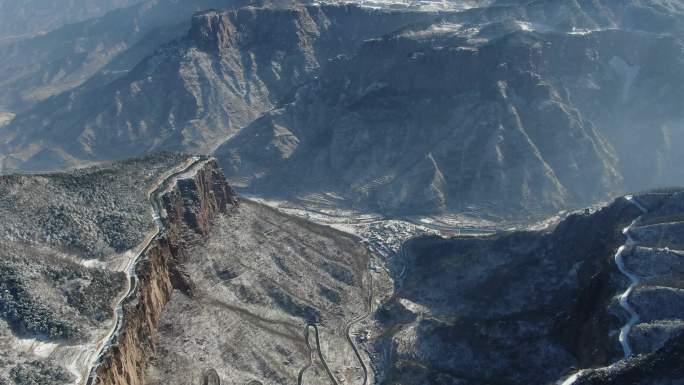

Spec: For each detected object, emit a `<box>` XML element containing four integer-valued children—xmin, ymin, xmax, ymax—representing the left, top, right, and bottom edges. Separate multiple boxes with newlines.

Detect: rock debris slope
<box><xmin>145</xmin><ymin>199</ymin><xmax>375</xmax><ymax>385</ymax></box>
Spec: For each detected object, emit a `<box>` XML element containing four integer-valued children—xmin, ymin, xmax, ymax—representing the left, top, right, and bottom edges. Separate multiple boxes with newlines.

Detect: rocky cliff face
<box><xmin>94</xmin><ymin>159</ymin><xmax>236</xmax><ymax>385</ymax></box>
<box><xmin>162</xmin><ymin>159</ymin><xmax>237</xmax><ymax>236</ymax></box>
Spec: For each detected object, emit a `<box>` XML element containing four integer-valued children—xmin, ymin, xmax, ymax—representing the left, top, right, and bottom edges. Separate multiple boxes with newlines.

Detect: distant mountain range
<box><xmin>0</xmin><ymin>0</ymin><xmax>143</xmax><ymax>41</ymax></box>
<box><xmin>2</xmin><ymin>0</ymin><xmax>684</xmax><ymax>217</ymax></box>
<box><xmin>0</xmin><ymin>0</ymin><xmax>256</xmax><ymax>113</ymax></box>
<box><xmin>0</xmin><ymin>4</ymin><xmax>437</xmax><ymax>169</ymax></box>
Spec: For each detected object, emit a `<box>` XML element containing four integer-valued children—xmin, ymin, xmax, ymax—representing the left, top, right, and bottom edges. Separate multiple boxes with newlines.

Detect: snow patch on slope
<box><xmin>0</xmin><ymin>112</ymin><xmax>15</xmax><ymax>127</ymax></box>
<box><xmin>609</xmin><ymin>56</ymin><xmax>641</xmax><ymax>101</ymax></box>
<box><xmin>312</xmin><ymin>0</ymin><xmax>491</xmax><ymax>11</ymax></box>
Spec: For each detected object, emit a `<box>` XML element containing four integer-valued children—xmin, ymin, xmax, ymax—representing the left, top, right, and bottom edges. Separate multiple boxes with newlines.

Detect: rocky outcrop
<box><xmin>93</xmin><ymin>159</ymin><xmax>237</xmax><ymax>385</ymax></box>
<box><xmin>163</xmin><ymin>159</ymin><xmax>237</xmax><ymax>236</ymax></box>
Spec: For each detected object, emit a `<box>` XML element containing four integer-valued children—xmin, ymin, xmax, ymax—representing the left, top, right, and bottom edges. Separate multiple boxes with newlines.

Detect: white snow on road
<box><xmin>0</xmin><ymin>112</ymin><xmax>14</xmax><ymax>127</ymax></box>
<box><xmin>311</xmin><ymin>0</ymin><xmax>491</xmax><ymax>11</ymax></box>
<box><xmin>559</xmin><ymin>195</ymin><xmax>648</xmax><ymax>385</ymax></box>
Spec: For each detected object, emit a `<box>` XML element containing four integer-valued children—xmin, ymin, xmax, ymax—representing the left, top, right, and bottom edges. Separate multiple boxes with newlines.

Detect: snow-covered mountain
<box><xmin>1</xmin><ymin>0</ymin><xmax>684</xmax><ymax>219</ymax></box>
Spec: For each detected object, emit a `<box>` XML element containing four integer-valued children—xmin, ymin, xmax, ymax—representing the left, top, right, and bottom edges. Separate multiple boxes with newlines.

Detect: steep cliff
<box><xmin>94</xmin><ymin>159</ymin><xmax>237</xmax><ymax>385</ymax></box>
<box><xmin>0</xmin><ymin>153</ymin><xmax>197</xmax><ymax>385</ymax></box>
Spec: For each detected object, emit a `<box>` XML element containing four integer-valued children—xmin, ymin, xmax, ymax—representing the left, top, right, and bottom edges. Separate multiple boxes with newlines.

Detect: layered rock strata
<box><xmin>94</xmin><ymin>159</ymin><xmax>237</xmax><ymax>385</ymax></box>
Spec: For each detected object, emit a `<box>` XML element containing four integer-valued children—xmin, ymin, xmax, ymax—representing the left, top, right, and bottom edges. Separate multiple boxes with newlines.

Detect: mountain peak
<box><xmin>189</xmin><ymin>9</ymin><xmax>237</xmax><ymax>52</ymax></box>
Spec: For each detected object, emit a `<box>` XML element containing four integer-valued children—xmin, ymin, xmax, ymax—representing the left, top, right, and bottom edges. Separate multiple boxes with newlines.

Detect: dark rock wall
<box><xmin>94</xmin><ymin>160</ymin><xmax>236</xmax><ymax>385</ymax></box>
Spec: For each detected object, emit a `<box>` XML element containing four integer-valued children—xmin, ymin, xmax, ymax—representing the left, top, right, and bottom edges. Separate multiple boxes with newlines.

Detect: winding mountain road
<box><xmin>559</xmin><ymin>195</ymin><xmax>648</xmax><ymax>385</ymax></box>
<box><xmin>82</xmin><ymin>156</ymin><xmax>205</xmax><ymax>385</ymax></box>
<box><xmin>344</xmin><ymin>263</ymin><xmax>373</xmax><ymax>385</ymax></box>
<box><xmin>299</xmin><ymin>260</ymin><xmax>373</xmax><ymax>385</ymax></box>
<box><xmin>309</xmin><ymin>323</ymin><xmax>339</xmax><ymax>385</ymax></box>
<box><xmin>297</xmin><ymin>325</ymin><xmax>314</xmax><ymax>385</ymax></box>
<box><xmin>616</xmin><ymin>195</ymin><xmax>648</xmax><ymax>357</ymax></box>
<box><xmin>202</xmin><ymin>369</ymin><xmax>221</xmax><ymax>385</ymax></box>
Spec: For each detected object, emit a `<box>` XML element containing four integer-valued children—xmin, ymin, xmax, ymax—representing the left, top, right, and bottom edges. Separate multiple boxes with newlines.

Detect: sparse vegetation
<box><xmin>147</xmin><ymin>199</ymin><xmax>370</xmax><ymax>384</ymax></box>
<box><xmin>0</xmin><ymin>243</ymin><xmax>125</xmax><ymax>341</ymax></box>
<box><xmin>9</xmin><ymin>360</ymin><xmax>72</xmax><ymax>385</ymax></box>
<box><xmin>265</xmin><ymin>285</ymin><xmax>320</xmax><ymax>321</ymax></box>
<box><xmin>0</xmin><ymin>153</ymin><xmax>190</xmax><ymax>260</ymax></box>
<box><xmin>318</xmin><ymin>284</ymin><xmax>341</xmax><ymax>304</ymax></box>
<box><xmin>0</xmin><ymin>153</ymin><xmax>189</xmax><ymax>382</ymax></box>
<box><xmin>0</xmin><ymin>262</ymin><xmax>78</xmax><ymax>340</ymax></box>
